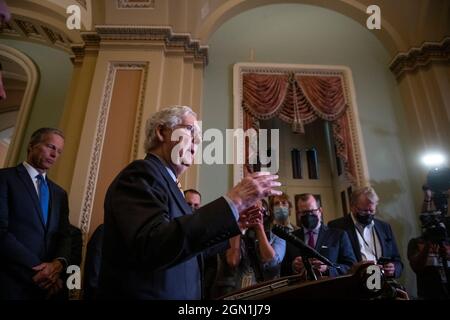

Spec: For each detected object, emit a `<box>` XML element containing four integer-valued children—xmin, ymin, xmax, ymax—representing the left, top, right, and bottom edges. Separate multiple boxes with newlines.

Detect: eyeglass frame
<box><xmin>296</xmin><ymin>208</ymin><xmax>321</xmax><ymax>216</ymax></box>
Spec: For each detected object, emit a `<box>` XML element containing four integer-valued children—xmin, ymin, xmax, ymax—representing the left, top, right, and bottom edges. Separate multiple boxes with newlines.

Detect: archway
<box><xmin>0</xmin><ymin>44</ymin><xmax>39</xmax><ymax>167</ymax></box>
<box><xmin>198</xmin><ymin>0</ymin><xmax>407</xmax><ymax>56</ymax></box>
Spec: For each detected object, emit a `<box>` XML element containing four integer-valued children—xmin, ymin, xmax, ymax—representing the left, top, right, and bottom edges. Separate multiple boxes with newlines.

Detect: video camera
<box><xmin>420</xmin><ymin>167</ymin><xmax>450</xmax><ymax>243</ymax></box>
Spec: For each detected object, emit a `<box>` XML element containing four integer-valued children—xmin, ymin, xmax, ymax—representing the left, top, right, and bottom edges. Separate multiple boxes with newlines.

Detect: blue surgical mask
<box><xmin>274</xmin><ymin>206</ymin><xmax>289</xmax><ymax>222</ymax></box>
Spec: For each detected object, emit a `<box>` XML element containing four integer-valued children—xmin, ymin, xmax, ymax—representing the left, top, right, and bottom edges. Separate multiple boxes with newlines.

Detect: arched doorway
<box><xmin>0</xmin><ymin>44</ymin><xmax>39</xmax><ymax>167</ymax></box>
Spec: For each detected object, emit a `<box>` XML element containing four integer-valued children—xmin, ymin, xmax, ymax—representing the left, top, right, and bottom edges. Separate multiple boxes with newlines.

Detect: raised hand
<box><xmin>227</xmin><ymin>171</ymin><xmax>281</xmax><ymax>213</ymax></box>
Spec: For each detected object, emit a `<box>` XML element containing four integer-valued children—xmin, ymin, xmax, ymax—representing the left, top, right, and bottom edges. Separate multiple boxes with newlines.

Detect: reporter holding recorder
<box><xmin>328</xmin><ymin>186</ymin><xmax>403</xmax><ymax>279</ymax></box>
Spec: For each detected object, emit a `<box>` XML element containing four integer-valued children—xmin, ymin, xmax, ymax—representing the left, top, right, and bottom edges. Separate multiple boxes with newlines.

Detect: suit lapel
<box><xmin>344</xmin><ymin>214</ymin><xmax>362</xmax><ymax>261</ymax></box>
<box><xmin>146</xmin><ymin>154</ymin><xmax>192</xmax><ymax>215</ymax></box>
<box><xmin>46</xmin><ymin>180</ymin><xmax>56</xmax><ymax>231</ymax></box>
<box><xmin>373</xmin><ymin>220</ymin><xmax>386</xmax><ymax>256</ymax></box>
<box><xmin>16</xmin><ymin>164</ymin><xmax>46</xmax><ymax>228</ymax></box>
<box><xmin>315</xmin><ymin>224</ymin><xmax>327</xmax><ymax>250</ymax></box>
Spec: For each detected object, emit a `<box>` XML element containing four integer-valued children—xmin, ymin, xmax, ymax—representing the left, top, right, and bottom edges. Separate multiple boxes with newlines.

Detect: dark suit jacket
<box><xmin>281</xmin><ymin>224</ymin><xmax>356</xmax><ymax>278</ymax></box>
<box><xmin>83</xmin><ymin>223</ymin><xmax>104</xmax><ymax>300</ymax></box>
<box><xmin>98</xmin><ymin>154</ymin><xmax>240</xmax><ymax>299</ymax></box>
<box><xmin>0</xmin><ymin>164</ymin><xmax>71</xmax><ymax>299</ymax></box>
<box><xmin>328</xmin><ymin>214</ymin><xmax>403</xmax><ymax>278</ymax></box>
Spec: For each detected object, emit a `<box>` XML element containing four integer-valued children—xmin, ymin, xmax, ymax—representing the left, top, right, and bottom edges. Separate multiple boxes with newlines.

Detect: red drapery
<box><xmin>242</xmin><ymin>72</ymin><xmax>356</xmax><ymax>182</ymax></box>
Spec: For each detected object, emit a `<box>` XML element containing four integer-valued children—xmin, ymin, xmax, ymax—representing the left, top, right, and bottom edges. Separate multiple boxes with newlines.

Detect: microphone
<box><xmin>272</xmin><ymin>225</ymin><xmax>339</xmax><ymax>269</ymax></box>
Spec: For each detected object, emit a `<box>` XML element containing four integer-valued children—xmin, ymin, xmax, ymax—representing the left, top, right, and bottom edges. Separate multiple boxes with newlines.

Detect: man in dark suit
<box><xmin>281</xmin><ymin>193</ymin><xmax>356</xmax><ymax>278</ymax></box>
<box><xmin>328</xmin><ymin>186</ymin><xmax>403</xmax><ymax>279</ymax></box>
<box><xmin>83</xmin><ymin>224</ymin><xmax>104</xmax><ymax>300</ymax></box>
<box><xmin>0</xmin><ymin>128</ymin><xmax>71</xmax><ymax>299</ymax></box>
<box><xmin>99</xmin><ymin>105</ymin><xmax>281</xmax><ymax>299</ymax></box>
<box><xmin>184</xmin><ymin>189</ymin><xmax>201</xmax><ymax>211</ymax></box>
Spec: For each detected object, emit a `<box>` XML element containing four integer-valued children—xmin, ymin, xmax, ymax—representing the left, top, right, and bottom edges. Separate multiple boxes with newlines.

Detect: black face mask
<box><xmin>355</xmin><ymin>212</ymin><xmax>374</xmax><ymax>226</ymax></box>
<box><xmin>301</xmin><ymin>214</ymin><xmax>319</xmax><ymax>230</ymax></box>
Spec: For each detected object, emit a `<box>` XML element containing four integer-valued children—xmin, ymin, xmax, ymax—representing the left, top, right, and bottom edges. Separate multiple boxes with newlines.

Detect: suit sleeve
<box><xmin>204</xmin><ymin>240</ymin><xmax>229</xmax><ymax>258</ymax></box>
<box><xmin>330</xmin><ymin>231</ymin><xmax>357</xmax><ymax>277</ymax></box>
<box><xmin>106</xmin><ymin>162</ymin><xmax>241</xmax><ymax>271</ymax></box>
<box><xmin>52</xmin><ymin>190</ymin><xmax>71</xmax><ymax>265</ymax></box>
<box><xmin>0</xmin><ymin>173</ymin><xmax>41</xmax><ymax>284</ymax></box>
<box><xmin>386</xmin><ymin>223</ymin><xmax>403</xmax><ymax>278</ymax></box>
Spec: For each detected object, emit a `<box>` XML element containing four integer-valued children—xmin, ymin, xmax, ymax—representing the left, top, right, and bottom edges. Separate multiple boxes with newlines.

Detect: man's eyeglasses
<box><xmin>172</xmin><ymin>124</ymin><xmax>196</xmax><ymax>136</ymax></box>
<box><xmin>297</xmin><ymin>208</ymin><xmax>320</xmax><ymax>215</ymax></box>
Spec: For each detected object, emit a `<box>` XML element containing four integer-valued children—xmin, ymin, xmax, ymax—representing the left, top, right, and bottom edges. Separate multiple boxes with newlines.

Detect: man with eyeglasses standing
<box><xmin>281</xmin><ymin>193</ymin><xmax>356</xmax><ymax>279</ymax></box>
<box><xmin>99</xmin><ymin>105</ymin><xmax>282</xmax><ymax>299</ymax></box>
<box><xmin>329</xmin><ymin>186</ymin><xmax>403</xmax><ymax>279</ymax></box>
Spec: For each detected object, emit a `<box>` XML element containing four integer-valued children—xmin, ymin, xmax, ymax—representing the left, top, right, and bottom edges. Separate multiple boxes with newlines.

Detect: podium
<box><xmin>220</xmin><ymin>263</ymin><xmax>395</xmax><ymax>300</ymax></box>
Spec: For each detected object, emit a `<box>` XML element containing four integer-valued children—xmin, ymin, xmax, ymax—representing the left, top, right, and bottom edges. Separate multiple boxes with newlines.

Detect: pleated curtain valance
<box><xmin>242</xmin><ymin>72</ymin><xmax>355</xmax><ymax>182</ymax></box>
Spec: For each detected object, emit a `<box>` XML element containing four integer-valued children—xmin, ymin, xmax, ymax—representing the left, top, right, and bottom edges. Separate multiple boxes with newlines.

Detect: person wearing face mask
<box><xmin>329</xmin><ymin>186</ymin><xmax>403</xmax><ymax>279</ymax></box>
<box><xmin>280</xmin><ymin>193</ymin><xmax>356</xmax><ymax>279</ymax></box>
<box><xmin>270</xmin><ymin>193</ymin><xmax>297</xmax><ymax>232</ymax></box>
<box><xmin>211</xmin><ymin>200</ymin><xmax>286</xmax><ymax>298</ymax></box>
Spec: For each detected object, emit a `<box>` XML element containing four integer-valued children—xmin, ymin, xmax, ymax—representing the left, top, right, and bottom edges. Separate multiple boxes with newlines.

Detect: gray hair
<box><xmin>144</xmin><ymin>105</ymin><xmax>197</xmax><ymax>152</ymax></box>
<box><xmin>28</xmin><ymin>127</ymin><xmax>64</xmax><ymax>151</ymax></box>
<box><xmin>350</xmin><ymin>186</ymin><xmax>379</xmax><ymax>205</ymax></box>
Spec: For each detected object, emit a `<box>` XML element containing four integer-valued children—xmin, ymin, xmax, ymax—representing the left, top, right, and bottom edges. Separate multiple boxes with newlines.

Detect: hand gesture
<box><xmin>227</xmin><ymin>172</ymin><xmax>281</xmax><ymax>213</ymax></box>
<box><xmin>310</xmin><ymin>258</ymin><xmax>328</xmax><ymax>274</ymax></box>
<box><xmin>380</xmin><ymin>262</ymin><xmax>395</xmax><ymax>277</ymax></box>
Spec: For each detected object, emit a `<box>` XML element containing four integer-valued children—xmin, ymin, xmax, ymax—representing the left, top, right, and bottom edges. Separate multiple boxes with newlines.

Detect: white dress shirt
<box><xmin>22</xmin><ymin>161</ymin><xmax>46</xmax><ymax>196</ymax></box>
<box><xmin>351</xmin><ymin>213</ymin><xmax>382</xmax><ymax>262</ymax></box>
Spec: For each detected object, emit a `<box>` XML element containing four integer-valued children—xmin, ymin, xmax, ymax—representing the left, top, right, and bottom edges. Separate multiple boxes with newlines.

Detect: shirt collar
<box><xmin>149</xmin><ymin>153</ymin><xmax>177</xmax><ymax>182</ymax></box>
<box><xmin>23</xmin><ymin>161</ymin><xmax>46</xmax><ymax>180</ymax></box>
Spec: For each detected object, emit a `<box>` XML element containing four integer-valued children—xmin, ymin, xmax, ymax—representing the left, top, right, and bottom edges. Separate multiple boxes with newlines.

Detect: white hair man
<box><xmin>329</xmin><ymin>186</ymin><xmax>403</xmax><ymax>279</ymax></box>
<box><xmin>99</xmin><ymin>105</ymin><xmax>281</xmax><ymax>299</ymax></box>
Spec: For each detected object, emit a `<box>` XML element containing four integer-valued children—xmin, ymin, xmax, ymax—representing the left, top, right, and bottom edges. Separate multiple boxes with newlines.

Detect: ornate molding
<box><xmin>117</xmin><ymin>0</ymin><xmax>155</xmax><ymax>9</ymax></box>
<box><xmin>79</xmin><ymin>62</ymin><xmax>148</xmax><ymax>234</ymax></box>
<box><xmin>131</xmin><ymin>65</ymin><xmax>148</xmax><ymax>161</ymax></box>
<box><xmin>0</xmin><ymin>16</ymin><xmax>73</xmax><ymax>53</ymax></box>
<box><xmin>70</xmin><ymin>45</ymin><xmax>85</xmax><ymax>64</ymax></box>
<box><xmin>390</xmin><ymin>37</ymin><xmax>450</xmax><ymax>79</ymax></box>
<box><xmin>69</xmin><ymin>32</ymin><xmax>100</xmax><ymax>64</ymax></box>
<box><xmin>95</xmin><ymin>25</ymin><xmax>208</xmax><ymax>65</ymax></box>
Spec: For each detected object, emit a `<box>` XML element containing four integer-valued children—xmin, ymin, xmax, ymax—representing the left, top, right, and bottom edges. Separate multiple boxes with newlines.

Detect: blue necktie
<box><xmin>36</xmin><ymin>174</ymin><xmax>49</xmax><ymax>225</ymax></box>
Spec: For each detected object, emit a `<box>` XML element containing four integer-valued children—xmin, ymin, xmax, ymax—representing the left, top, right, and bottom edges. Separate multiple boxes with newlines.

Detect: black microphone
<box><xmin>272</xmin><ymin>225</ymin><xmax>339</xmax><ymax>268</ymax></box>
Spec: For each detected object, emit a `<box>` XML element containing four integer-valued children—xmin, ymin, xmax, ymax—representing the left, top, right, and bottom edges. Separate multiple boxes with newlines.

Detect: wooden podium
<box><xmin>220</xmin><ymin>263</ymin><xmax>393</xmax><ymax>300</ymax></box>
